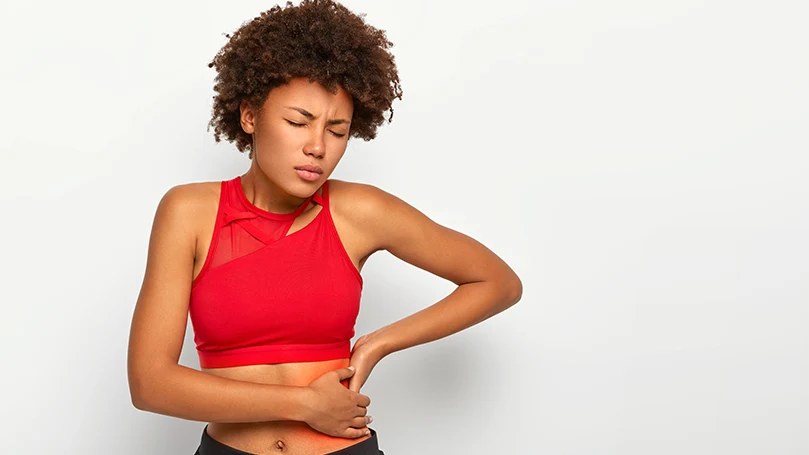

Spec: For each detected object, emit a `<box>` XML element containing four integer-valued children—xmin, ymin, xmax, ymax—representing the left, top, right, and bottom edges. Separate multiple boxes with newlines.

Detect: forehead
<box><xmin>264</xmin><ymin>77</ymin><xmax>353</xmax><ymax>113</ymax></box>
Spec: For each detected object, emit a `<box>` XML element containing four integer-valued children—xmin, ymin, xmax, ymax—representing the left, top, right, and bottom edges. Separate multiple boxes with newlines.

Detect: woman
<box><xmin>127</xmin><ymin>1</ymin><xmax>523</xmax><ymax>454</ymax></box>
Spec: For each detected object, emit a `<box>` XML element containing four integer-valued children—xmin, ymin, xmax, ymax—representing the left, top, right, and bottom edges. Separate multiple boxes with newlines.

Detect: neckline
<box><xmin>234</xmin><ymin>175</ymin><xmax>319</xmax><ymax>220</ymax></box>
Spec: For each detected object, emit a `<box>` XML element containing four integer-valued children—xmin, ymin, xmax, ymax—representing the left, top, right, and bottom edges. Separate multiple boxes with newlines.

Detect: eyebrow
<box><xmin>284</xmin><ymin>106</ymin><xmax>350</xmax><ymax>125</ymax></box>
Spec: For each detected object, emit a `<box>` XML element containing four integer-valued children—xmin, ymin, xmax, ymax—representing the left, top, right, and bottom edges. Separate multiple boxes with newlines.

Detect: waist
<box><xmin>198</xmin><ymin>341</ymin><xmax>352</xmax><ymax>369</ymax></box>
<box><xmin>201</xmin><ymin>358</ymin><xmax>373</xmax><ymax>454</ymax></box>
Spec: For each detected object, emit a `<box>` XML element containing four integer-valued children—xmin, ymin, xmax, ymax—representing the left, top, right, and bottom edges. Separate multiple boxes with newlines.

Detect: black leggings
<box><xmin>194</xmin><ymin>424</ymin><xmax>385</xmax><ymax>455</ymax></box>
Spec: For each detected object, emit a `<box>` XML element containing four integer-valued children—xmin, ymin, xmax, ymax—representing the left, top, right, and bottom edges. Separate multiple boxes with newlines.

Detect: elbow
<box><xmin>129</xmin><ymin>373</ymin><xmax>151</xmax><ymax>411</ymax></box>
<box><xmin>505</xmin><ymin>275</ymin><xmax>523</xmax><ymax>305</ymax></box>
<box><xmin>131</xmin><ymin>394</ymin><xmax>148</xmax><ymax>411</ymax></box>
<box><xmin>483</xmin><ymin>271</ymin><xmax>522</xmax><ymax>308</ymax></box>
<box><xmin>128</xmin><ymin>363</ymin><xmax>163</xmax><ymax>411</ymax></box>
<box><xmin>129</xmin><ymin>363</ymin><xmax>179</xmax><ymax>412</ymax></box>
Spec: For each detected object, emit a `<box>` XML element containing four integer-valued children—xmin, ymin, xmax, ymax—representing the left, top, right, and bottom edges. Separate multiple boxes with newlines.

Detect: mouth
<box><xmin>294</xmin><ymin>165</ymin><xmax>323</xmax><ymax>182</ymax></box>
<box><xmin>294</xmin><ymin>164</ymin><xmax>323</xmax><ymax>174</ymax></box>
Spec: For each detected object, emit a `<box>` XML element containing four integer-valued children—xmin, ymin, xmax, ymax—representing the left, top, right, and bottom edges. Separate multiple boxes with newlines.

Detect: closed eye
<box><xmin>285</xmin><ymin>119</ymin><xmax>346</xmax><ymax>138</ymax></box>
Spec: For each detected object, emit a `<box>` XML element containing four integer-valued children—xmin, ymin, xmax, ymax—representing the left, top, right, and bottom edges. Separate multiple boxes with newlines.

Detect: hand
<box><xmin>302</xmin><ymin>367</ymin><xmax>373</xmax><ymax>438</ymax></box>
<box><xmin>347</xmin><ymin>332</ymin><xmax>386</xmax><ymax>393</ymax></box>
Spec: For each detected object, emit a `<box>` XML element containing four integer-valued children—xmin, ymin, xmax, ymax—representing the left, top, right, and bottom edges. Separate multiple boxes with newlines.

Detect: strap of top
<box><xmin>221</xmin><ymin>179</ymin><xmax>255</xmax><ymax>226</ymax></box>
<box><xmin>220</xmin><ymin>177</ymin><xmax>328</xmax><ymax>228</ymax></box>
<box><xmin>311</xmin><ymin>180</ymin><xmax>329</xmax><ymax>208</ymax></box>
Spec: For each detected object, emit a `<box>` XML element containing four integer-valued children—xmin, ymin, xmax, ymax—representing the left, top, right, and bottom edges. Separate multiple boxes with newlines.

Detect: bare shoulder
<box><xmin>153</xmin><ymin>181</ymin><xmax>221</xmax><ymax>243</ymax></box>
<box><xmin>325</xmin><ymin>179</ymin><xmax>388</xmax><ymax>263</ymax></box>
<box><xmin>326</xmin><ymin>178</ymin><xmax>432</xmax><ymax>253</ymax></box>
<box><xmin>327</xmin><ymin>178</ymin><xmax>389</xmax><ymax>219</ymax></box>
<box><xmin>327</xmin><ymin>178</ymin><xmax>520</xmax><ymax>289</ymax></box>
<box><xmin>327</xmin><ymin>179</ymin><xmax>395</xmax><ymax>221</ymax></box>
<box><xmin>158</xmin><ymin>180</ymin><xmax>220</xmax><ymax>214</ymax></box>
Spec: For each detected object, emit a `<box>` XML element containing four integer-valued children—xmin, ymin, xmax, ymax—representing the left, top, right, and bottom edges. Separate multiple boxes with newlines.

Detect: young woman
<box><xmin>127</xmin><ymin>1</ymin><xmax>523</xmax><ymax>454</ymax></box>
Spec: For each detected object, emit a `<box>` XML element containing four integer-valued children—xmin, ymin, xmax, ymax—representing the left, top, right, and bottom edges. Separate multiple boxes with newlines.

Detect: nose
<box><xmin>303</xmin><ymin>130</ymin><xmax>325</xmax><ymax>159</ymax></box>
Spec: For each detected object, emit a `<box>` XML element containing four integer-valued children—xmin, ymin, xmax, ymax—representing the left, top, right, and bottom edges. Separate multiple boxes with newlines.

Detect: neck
<box><xmin>241</xmin><ymin>167</ymin><xmax>309</xmax><ymax>214</ymax></box>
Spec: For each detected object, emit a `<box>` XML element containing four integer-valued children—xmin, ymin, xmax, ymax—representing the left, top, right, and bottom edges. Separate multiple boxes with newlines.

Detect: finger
<box><xmin>356</xmin><ymin>393</ymin><xmax>371</xmax><ymax>407</ymax></box>
<box><xmin>343</xmin><ymin>426</ymin><xmax>371</xmax><ymax>439</ymax></box>
<box><xmin>350</xmin><ymin>416</ymin><xmax>372</xmax><ymax>429</ymax></box>
<box><xmin>335</xmin><ymin>367</ymin><xmax>356</xmax><ymax>381</ymax></box>
<box><xmin>355</xmin><ymin>405</ymin><xmax>367</xmax><ymax>417</ymax></box>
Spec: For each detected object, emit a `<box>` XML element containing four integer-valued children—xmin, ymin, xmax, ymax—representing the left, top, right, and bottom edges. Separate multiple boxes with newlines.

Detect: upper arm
<box><xmin>127</xmin><ymin>184</ymin><xmax>201</xmax><ymax>402</ymax></box>
<box><xmin>345</xmin><ymin>182</ymin><xmax>522</xmax><ymax>296</ymax></box>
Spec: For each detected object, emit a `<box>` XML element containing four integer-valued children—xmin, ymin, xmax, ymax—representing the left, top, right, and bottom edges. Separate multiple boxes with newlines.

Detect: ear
<box><xmin>240</xmin><ymin>100</ymin><xmax>257</xmax><ymax>135</ymax></box>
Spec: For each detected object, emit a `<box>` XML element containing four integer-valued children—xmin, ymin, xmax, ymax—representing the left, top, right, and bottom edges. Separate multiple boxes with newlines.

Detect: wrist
<box><xmin>366</xmin><ymin>329</ymin><xmax>395</xmax><ymax>359</ymax></box>
<box><xmin>289</xmin><ymin>385</ymin><xmax>314</xmax><ymax>423</ymax></box>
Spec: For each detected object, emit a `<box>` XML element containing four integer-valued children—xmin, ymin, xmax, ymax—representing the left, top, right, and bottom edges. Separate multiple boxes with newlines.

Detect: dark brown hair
<box><xmin>207</xmin><ymin>0</ymin><xmax>403</xmax><ymax>157</ymax></box>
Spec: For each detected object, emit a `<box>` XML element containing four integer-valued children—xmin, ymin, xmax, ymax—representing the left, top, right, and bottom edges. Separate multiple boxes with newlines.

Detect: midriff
<box><xmin>192</xmin><ymin>178</ymin><xmax>374</xmax><ymax>454</ymax></box>
<box><xmin>201</xmin><ymin>358</ymin><xmax>372</xmax><ymax>455</ymax></box>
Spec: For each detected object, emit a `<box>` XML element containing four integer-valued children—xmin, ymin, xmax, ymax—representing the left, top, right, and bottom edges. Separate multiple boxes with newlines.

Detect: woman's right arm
<box><xmin>126</xmin><ymin>184</ymin><xmax>370</xmax><ymax>436</ymax></box>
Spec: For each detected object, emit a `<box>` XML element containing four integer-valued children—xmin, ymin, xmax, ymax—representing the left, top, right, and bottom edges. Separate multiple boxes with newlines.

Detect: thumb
<box><xmin>334</xmin><ymin>366</ymin><xmax>356</xmax><ymax>381</ymax></box>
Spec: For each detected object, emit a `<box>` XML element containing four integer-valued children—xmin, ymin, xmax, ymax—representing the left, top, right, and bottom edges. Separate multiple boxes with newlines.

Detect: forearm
<box><xmin>372</xmin><ymin>281</ymin><xmax>521</xmax><ymax>357</ymax></box>
<box><xmin>131</xmin><ymin>363</ymin><xmax>308</xmax><ymax>423</ymax></box>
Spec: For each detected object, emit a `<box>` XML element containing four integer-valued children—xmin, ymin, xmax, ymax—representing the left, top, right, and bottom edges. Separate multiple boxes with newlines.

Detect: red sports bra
<box><xmin>189</xmin><ymin>175</ymin><xmax>363</xmax><ymax>368</ymax></box>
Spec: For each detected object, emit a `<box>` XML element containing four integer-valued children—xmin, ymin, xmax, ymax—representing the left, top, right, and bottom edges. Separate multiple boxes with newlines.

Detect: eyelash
<box><xmin>286</xmin><ymin>120</ymin><xmax>346</xmax><ymax>138</ymax></box>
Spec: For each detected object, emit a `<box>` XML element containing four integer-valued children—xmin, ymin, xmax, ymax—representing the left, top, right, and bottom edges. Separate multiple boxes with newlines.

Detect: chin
<box><xmin>287</xmin><ymin>177</ymin><xmax>320</xmax><ymax>196</ymax></box>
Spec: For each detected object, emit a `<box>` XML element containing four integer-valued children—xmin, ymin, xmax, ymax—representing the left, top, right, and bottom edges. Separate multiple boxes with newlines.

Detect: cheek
<box><xmin>260</xmin><ymin>122</ymin><xmax>298</xmax><ymax>145</ymax></box>
<box><xmin>254</xmin><ymin>124</ymin><xmax>298</xmax><ymax>156</ymax></box>
<box><xmin>253</xmin><ymin>129</ymin><xmax>293</xmax><ymax>173</ymax></box>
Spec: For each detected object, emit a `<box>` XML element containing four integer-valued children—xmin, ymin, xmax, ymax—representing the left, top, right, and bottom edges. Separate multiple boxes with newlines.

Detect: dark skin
<box><xmin>128</xmin><ymin>77</ymin><xmax>522</xmax><ymax>453</ymax></box>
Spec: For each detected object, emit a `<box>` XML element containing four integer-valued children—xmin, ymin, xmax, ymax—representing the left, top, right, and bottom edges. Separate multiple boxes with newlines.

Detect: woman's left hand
<box><xmin>347</xmin><ymin>332</ymin><xmax>386</xmax><ymax>393</ymax></box>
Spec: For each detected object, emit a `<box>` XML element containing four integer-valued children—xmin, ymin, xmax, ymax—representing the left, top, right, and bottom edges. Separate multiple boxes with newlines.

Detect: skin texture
<box><xmin>128</xmin><ymin>77</ymin><xmax>522</xmax><ymax>453</ymax></box>
<box><xmin>236</xmin><ymin>78</ymin><xmax>353</xmax><ymax>214</ymax></box>
<box><xmin>128</xmin><ymin>3</ymin><xmax>521</xmax><ymax>454</ymax></box>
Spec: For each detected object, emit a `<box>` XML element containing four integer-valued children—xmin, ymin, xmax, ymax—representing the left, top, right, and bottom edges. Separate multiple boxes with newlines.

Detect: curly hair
<box><xmin>207</xmin><ymin>0</ymin><xmax>403</xmax><ymax>157</ymax></box>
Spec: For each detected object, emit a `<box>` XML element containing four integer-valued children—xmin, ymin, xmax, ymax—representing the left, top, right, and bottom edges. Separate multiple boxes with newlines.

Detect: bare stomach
<box><xmin>200</xmin><ymin>358</ymin><xmax>372</xmax><ymax>455</ymax></box>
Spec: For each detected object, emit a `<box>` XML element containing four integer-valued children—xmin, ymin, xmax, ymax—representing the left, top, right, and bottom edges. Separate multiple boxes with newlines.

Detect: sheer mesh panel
<box><xmin>208</xmin><ymin>219</ymin><xmax>289</xmax><ymax>270</ymax></box>
<box><xmin>206</xmin><ymin>178</ymin><xmax>321</xmax><ymax>273</ymax></box>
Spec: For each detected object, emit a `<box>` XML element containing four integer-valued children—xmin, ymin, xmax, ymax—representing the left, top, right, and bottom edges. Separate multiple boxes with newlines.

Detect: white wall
<box><xmin>1</xmin><ymin>0</ymin><xmax>806</xmax><ymax>453</ymax></box>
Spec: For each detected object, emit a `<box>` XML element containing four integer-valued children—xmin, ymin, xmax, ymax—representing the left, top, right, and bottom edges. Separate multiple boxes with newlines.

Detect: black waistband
<box><xmin>196</xmin><ymin>424</ymin><xmax>383</xmax><ymax>455</ymax></box>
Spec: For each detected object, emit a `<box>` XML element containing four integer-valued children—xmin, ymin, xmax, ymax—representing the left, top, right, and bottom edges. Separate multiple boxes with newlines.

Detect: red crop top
<box><xmin>189</xmin><ymin>175</ymin><xmax>363</xmax><ymax>368</ymax></box>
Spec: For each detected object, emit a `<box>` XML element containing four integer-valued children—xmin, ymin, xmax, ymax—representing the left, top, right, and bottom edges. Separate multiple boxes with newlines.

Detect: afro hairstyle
<box><xmin>207</xmin><ymin>0</ymin><xmax>404</xmax><ymax>158</ymax></box>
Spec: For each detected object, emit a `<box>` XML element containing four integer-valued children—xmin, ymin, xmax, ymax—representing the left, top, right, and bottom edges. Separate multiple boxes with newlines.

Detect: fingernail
<box><xmin>365</xmin><ymin>429</ymin><xmax>371</xmax><ymax>435</ymax></box>
<box><xmin>348</xmin><ymin>366</ymin><xmax>355</xmax><ymax>371</ymax></box>
<box><xmin>368</xmin><ymin>416</ymin><xmax>373</xmax><ymax>423</ymax></box>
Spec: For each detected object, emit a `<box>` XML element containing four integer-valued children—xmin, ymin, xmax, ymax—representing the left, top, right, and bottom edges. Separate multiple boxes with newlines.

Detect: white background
<box><xmin>1</xmin><ymin>0</ymin><xmax>807</xmax><ymax>453</ymax></box>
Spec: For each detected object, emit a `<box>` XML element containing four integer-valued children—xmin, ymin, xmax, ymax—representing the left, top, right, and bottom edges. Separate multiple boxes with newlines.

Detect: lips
<box><xmin>295</xmin><ymin>164</ymin><xmax>323</xmax><ymax>174</ymax></box>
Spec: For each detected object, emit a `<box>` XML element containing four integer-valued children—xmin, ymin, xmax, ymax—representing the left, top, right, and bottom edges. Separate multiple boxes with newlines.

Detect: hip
<box><xmin>197</xmin><ymin>422</ymin><xmax>383</xmax><ymax>455</ymax></box>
